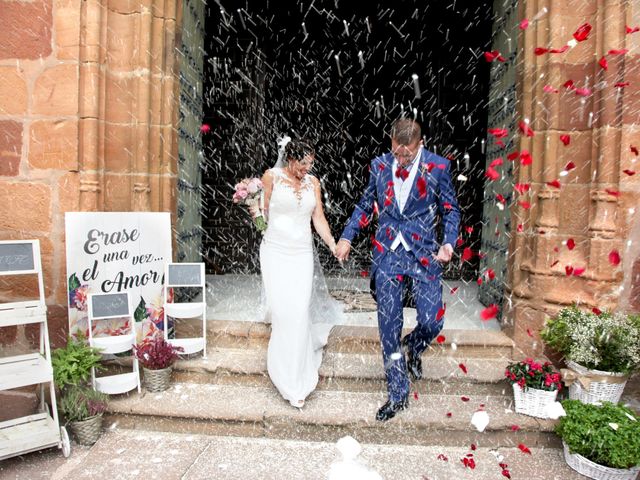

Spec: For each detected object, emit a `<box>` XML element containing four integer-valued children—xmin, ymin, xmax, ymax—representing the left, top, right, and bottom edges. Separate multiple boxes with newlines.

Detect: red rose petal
<box><xmin>534</xmin><ymin>47</ymin><xmax>549</xmax><ymax>56</ymax></box>
<box><xmin>598</xmin><ymin>56</ymin><xmax>608</xmax><ymax>70</ymax></box>
<box><xmin>608</xmin><ymin>49</ymin><xmax>629</xmax><ymax>55</ymax></box>
<box><xmin>519</xmin><ymin>121</ymin><xmax>534</xmax><ymax>137</ymax></box>
<box><xmin>566</xmin><ymin>238</ymin><xmax>575</xmax><ymax>250</ymax></box>
<box><xmin>511</xmin><ymin>424</ymin><xmax>521</xmax><ymax>431</ymax></box>
<box><xmin>446</xmin><ymin>412</ymin><xmax>452</xmax><ymax>417</ymax></box>
<box><xmin>574</xmin><ymin>87</ymin><xmax>591</xmax><ymax>96</ymax></box>
<box><xmin>626</xmin><ymin>25</ymin><xmax>640</xmax><ymax>34</ymax></box>
<box><xmin>520</xmin><ymin>150</ymin><xmax>532</xmax><ymax>165</ymax></box>
<box><xmin>360</xmin><ymin>270</ymin><xmax>369</xmax><ymax>278</ymax></box>
<box><xmin>518</xmin><ymin>200</ymin><xmax>531</xmax><ymax>209</ymax></box>
<box><xmin>450</xmin><ymin>287</ymin><xmax>459</xmax><ymax>294</ymax></box>
<box><xmin>480</xmin><ymin>304</ymin><xmax>499</xmax><ymax>321</ymax></box>
<box><xmin>490</xmin><ymin>157</ymin><xmax>504</xmax><ymax>168</ymax></box>
<box><xmin>462</xmin><ymin>247</ymin><xmax>474</xmax><ymax>262</ymax></box>
<box><xmin>413</xmin><ymin>391</ymin><xmax>419</xmax><ymax>400</ymax></box>
<box><xmin>199</xmin><ymin>123</ymin><xmax>211</xmax><ymax>133</ymax></box>
<box><xmin>470</xmin><ymin>443</ymin><xmax>477</xmax><ymax>451</ymax></box>
<box><xmin>437</xmin><ymin>453</ymin><xmax>448</xmax><ymax>461</ymax></box>
<box><xmin>514</xmin><ymin>183</ymin><xmax>530</xmax><ymax>194</ymax></box>
<box><xmin>518</xmin><ymin>443</ymin><xmax>532</xmax><ymax>455</ymax></box>
<box><xmin>459</xmin><ymin>363</ymin><xmax>468</xmax><ymax>374</ymax></box>
<box><xmin>560</xmin><ymin>134</ymin><xmax>571</xmax><ymax>146</ymax></box>
<box><xmin>461</xmin><ymin>396</ymin><xmax>470</xmax><ymax>402</ymax></box>
<box><xmin>573</xmin><ymin>267</ymin><xmax>586</xmax><ymax>276</ymax></box>
<box><xmin>623</xmin><ymin>169</ymin><xmax>636</xmax><ymax>176</ymax></box>
<box><xmin>547</xmin><ymin>179</ymin><xmax>561</xmax><ymax>189</ymax></box>
<box><xmin>519</xmin><ymin>19</ymin><xmax>529</xmax><ymax>30</ymax></box>
<box><xmin>615</xmin><ymin>82</ymin><xmax>630</xmax><ymax>88</ymax></box>
<box><xmin>592</xmin><ymin>307</ymin><xmax>602</xmax><ymax>315</ymax></box>
<box><xmin>417</xmin><ymin>177</ymin><xmax>427</xmax><ymax>198</ymax></box>
<box><xmin>573</xmin><ymin>22</ymin><xmax>592</xmax><ymax>42</ymax></box>
<box><xmin>565</xmin><ymin>265</ymin><xmax>574</xmax><ymax>276</ymax></box>
<box><xmin>564</xmin><ymin>79</ymin><xmax>575</xmax><ymax>90</ymax></box>
<box><xmin>485</xmin><ymin>167</ymin><xmax>501</xmax><ymax>181</ymax></box>
<box><xmin>609</xmin><ymin>250</ymin><xmax>621</xmax><ymax>265</ymax></box>
<box><xmin>436</xmin><ymin>304</ymin><xmax>446</xmax><ymax>321</ymax></box>
<box><xmin>543</xmin><ymin>85</ymin><xmax>559</xmax><ymax>93</ymax></box>
<box><xmin>527</xmin><ymin>328</ymin><xmax>534</xmax><ymax>337</ymax></box>
<box><xmin>605</xmin><ymin>189</ymin><xmax>620</xmax><ymax>197</ymax></box>
<box><xmin>564</xmin><ymin>161</ymin><xmax>576</xmax><ymax>171</ymax></box>
<box><xmin>631</xmin><ymin>145</ymin><xmax>639</xmax><ymax>156</ymax></box>
<box><xmin>436</xmin><ymin>335</ymin><xmax>446</xmax><ymax>344</ymax></box>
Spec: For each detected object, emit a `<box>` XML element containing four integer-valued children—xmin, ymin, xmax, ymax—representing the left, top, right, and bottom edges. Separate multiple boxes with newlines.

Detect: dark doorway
<box><xmin>201</xmin><ymin>1</ymin><xmax>493</xmax><ymax>280</ymax></box>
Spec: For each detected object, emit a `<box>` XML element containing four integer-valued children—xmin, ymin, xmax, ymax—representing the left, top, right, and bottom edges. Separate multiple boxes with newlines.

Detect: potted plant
<box><xmin>505</xmin><ymin>358</ymin><xmax>563</xmax><ymax>418</ymax></box>
<box><xmin>59</xmin><ymin>386</ymin><xmax>108</xmax><ymax>446</ymax></box>
<box><xmin>52</xmin><ymin>333</ymin><xmax>104</xmax><ymax>391</ymax></box>
<box><xmin>133</xmin><ymin>336</ymin><xmax>183</xmax><ymax>392</ymax></box>
<box><xmin>52</xmin><ymin>334</ymin><xmax>106</xmax><ymax>444</ymax></box>
<box><xmin>556</xmin><ymin>400</ymin><xmax>640</xmax><ymax>479</ymax></box>
<box><xmin>541</xmin><ymin>306</ymin><xmax>640</xmax><ymax>404</ymax></box>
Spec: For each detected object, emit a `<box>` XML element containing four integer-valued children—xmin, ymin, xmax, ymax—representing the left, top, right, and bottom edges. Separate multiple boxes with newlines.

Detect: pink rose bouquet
<box><xmin>233</xmin><ymin>177</ymin><xmax>267</xmax><ymax>232</ymax></box>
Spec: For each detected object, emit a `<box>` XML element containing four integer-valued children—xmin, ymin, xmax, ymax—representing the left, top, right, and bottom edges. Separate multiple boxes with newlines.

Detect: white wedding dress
<box><xmin>260</xmin><ymin>167</ymin><xmax>338</xmax><ymax>406</ymax></box>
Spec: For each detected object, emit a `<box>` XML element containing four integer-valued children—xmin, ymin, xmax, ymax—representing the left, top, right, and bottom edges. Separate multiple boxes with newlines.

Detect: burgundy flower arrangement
<box><xmin>133</xmin><ymin>336</ymin><xmax>184</xmax><ymax>370</ymax></box>
<box><xmin>505</xmin><ymin>358</ymin><xmax>563</xmax><ymax>392</ymax></box>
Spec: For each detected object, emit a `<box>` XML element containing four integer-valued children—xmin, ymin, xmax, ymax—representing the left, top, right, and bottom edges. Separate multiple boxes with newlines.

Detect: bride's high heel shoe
<box><xmin>290</xmin><ymin>399</ymin><xmax>305</xmax><ymax>409</ymax></box>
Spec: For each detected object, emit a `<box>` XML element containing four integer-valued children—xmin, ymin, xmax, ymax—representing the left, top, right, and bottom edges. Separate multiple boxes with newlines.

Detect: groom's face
<box><xmin>391</xmin><ymin>139</ymin><xmax>422</xmax><ymax>166</ymax></box>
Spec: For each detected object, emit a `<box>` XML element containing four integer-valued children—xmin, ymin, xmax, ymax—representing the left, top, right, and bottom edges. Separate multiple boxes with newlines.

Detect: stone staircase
<box><xmin>105</xmin><ymin>320</ymin><xmax>561</xmax><ymax>449</ymax></box>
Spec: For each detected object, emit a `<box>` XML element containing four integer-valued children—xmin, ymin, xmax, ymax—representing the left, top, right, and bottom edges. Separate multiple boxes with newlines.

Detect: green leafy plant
<box><xmin>541</xmin><ymin>306</ymin><xmax>640</xmax><ymax>374</ymax></box>
<box><xmin>52</xmin><ymin>333</ymin><xmax>104</xmax><ymax>390</ymax></box>
<box><xmin>59</xmin><ymin>386</ymin><xmax>108</xmax><ymax>423</ymax></box>
<box><xmin>557</xmin><ymin>400</ymin><xmax>640</xmax><ymax>469</ymax></box>
<box><xmin>505</xmin><ymin>358</ymin><xmax>562</xmax><ymax>391</ymax></box>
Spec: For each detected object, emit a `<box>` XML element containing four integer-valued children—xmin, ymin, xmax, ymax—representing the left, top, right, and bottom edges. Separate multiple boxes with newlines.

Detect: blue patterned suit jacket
<box><xmin>341</xmin><ymin>149</ymin><xmax>460</xmax><ymax>276</ymax></box>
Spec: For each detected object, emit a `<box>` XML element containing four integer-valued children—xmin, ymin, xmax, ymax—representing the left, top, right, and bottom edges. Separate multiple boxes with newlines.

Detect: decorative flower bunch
<box><xmin>133</xmin><ymin>336</ymin><xmax>184</xmax><ymax>370</ymax></box>
<box><xmin>505</xmin><ymin>358</ymin><xmax>563</xmax><ymax>392</ymax></box>
<box><xmin>541</xmin><ymin>306</ymin><xmax>640</xmax><ymax>374</ymax></box>
<box><xmin>232</xmin><ymin>177</ymin><xmax>267</xmax><ymax>232</ymax></box>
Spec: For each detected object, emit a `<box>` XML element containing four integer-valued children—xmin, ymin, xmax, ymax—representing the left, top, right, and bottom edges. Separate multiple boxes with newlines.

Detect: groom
<box><xmin>336</xmin><ymin>119</ymin><xmax>460</xmax><ymax>421</ymax></box>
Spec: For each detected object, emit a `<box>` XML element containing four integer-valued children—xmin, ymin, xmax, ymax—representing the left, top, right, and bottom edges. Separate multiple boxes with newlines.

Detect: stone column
<box><xmin>508</xmin><ymin>0</ymin><xmax>639</xmax><ymax>354</ymax></box>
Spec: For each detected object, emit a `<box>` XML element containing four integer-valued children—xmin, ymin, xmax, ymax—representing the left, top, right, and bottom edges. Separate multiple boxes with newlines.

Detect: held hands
<box><xmin>335</xmin><ymin>239</ymin><xmax>351</xmax><ymax>264</ymax></box>
<box><xmin>435</xmin><ymin>243</ymin><xmax>454</xmax><ymax>263</ymax></box>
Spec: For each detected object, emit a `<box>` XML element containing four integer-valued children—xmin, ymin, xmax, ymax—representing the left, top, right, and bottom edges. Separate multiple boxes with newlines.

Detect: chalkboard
<box><xmin>168</xmin><ymin>264</ymin><xmax>202</xmax><ymax>286</ymax></box>
<box><xmin>90</xmin><ymin>293</ymin><xmax>130</xmax><ymax>319</ymax></box>
<box><xmin>0</xmin><ymin>242</ymin><xmax>35</xmax><ymax>272</ymax></box>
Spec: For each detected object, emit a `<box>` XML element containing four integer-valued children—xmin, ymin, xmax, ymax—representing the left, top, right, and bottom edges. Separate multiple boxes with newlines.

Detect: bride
<box><xmin>256</xmin><ymin>137</ymin><xmax>341</xmax><ymax>408</ymax></box>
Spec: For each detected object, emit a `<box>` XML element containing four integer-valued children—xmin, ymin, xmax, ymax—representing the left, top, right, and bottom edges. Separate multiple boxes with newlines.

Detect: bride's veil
<box><xmin>258</xmin><ymin>135</ymin><xmax>345</xmax><ymax>334</ymax></box>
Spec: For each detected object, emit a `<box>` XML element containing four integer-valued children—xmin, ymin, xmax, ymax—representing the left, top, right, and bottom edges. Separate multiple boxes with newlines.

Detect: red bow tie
<box><xmin>395</xmin><ymin>167</ymin><xmax>409</xmax><ymax>180</ymax></box>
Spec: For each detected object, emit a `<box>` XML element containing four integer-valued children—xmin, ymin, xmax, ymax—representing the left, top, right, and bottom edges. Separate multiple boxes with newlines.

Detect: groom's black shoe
<box><xmin>401</xmin><ymin>338</ymin><xmax>423</xmax><ymax>381</ymax></box>
<box><xmin>376</xmin><ymin>397</ymin><xmax>409</xmax><ymax>422</ymax></box>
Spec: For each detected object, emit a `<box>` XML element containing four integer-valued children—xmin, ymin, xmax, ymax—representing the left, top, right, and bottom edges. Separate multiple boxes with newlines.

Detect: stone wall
<box><xmin>506</xmin><ymin>0</ymin><xmax>640</xmax><ymax>355</ymax></box>
<box><xmin>0</xmin><ymin>0</ymin><xmax>181</xmax><ymax>349</ymax></box>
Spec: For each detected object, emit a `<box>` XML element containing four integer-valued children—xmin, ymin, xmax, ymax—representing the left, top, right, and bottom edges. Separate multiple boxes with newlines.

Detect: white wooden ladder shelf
<box><xmin>163</xmin><ymin>263</ymin><xmax>207</xmax><ymax>357</ymax></box>
<box><xmin>87</xmin><ymin>292</ymin><xmax>141</xmax><ymax>395</ymax></box>
<box><xmin>0</xmin><ymin>239</ymin><xmax>70</xmax><ymax>460</ymax></box>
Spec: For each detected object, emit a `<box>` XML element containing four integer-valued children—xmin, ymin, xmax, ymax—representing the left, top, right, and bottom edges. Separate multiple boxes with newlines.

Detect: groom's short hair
<box><xmin>391</xmin><ymin>119</ymin><xmax>422</xmax><ymax>145</ymax></box>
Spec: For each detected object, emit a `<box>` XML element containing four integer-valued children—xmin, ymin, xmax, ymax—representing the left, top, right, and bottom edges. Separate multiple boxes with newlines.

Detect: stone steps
<box><xmin>105</xmin><ymin>380</ymin><xmax>559</xmax><ymax>448</ymax></box>
<box><xmin>183</xmin><ymin>319</ymin><xmax>515</xmax><ymax>357</ymax></box>
<box><xmin>102</xmin><ymin>320</ymin><xmax>562</xmax><ymax>450</ymax></box>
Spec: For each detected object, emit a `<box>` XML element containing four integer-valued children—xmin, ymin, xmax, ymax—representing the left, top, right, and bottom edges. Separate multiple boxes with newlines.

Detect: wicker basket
<box><xmin>143</xmin><ymin>366</ymin><xmax>172</xmax><ymax>392</ymax></box>
<box><xmin>512</xmin><ymin>384</ymin><xmax>559</xmax><ymax>418</ymax></box>
<box><xmin>69</xmin><ymin>414</ymin><xmax>103</xmax><ymax>446</ymax></box>
<box><xmin>566</xmin><ymin>361</ymin><xmax>628</xmax><ymax>405</ymax></box>
<box><xmin>563</xmin><ymin>441</ymin><xmax>640</xmax><ymax>480</ymax></box>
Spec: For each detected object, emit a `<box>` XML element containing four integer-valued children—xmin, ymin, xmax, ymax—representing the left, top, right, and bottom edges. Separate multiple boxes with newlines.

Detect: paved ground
<box><xmin>0</xmin><ymin>428</ymin><xmax>585</xmax><ymax>480</ymax></box>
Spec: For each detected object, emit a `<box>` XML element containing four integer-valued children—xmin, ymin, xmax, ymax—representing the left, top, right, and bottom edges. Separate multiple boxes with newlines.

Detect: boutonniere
<box><xmin>420</xmin><ymin>162</ymin><xmax>437</xmax><ymax>175</ymax></box>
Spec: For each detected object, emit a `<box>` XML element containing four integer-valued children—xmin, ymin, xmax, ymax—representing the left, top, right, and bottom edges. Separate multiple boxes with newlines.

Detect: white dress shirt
<box><xmin>390</xmin><ymin>147</ymin><xmax>422</xmax><ymax>251</ymax></box>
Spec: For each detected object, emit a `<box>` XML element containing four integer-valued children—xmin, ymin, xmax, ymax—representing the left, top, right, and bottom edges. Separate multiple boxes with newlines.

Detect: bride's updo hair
<box><xmin>285</xmin><ymin>139</ymin><xmax>315</xmax><ymax>162</ymax></box>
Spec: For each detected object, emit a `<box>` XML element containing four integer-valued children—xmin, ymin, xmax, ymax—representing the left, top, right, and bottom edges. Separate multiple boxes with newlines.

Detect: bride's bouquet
<box><xmin>232</xmin><ymin>177</ymin><xmax>267</xmax><ymax>232</ymax></box>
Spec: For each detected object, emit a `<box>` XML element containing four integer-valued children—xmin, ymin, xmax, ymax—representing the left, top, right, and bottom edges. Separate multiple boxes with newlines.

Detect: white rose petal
<box><xmin>543</xmin><ymin>402</ymin><xmax>566</xmax><ymax>420</ymax></box>
<box><xmin>471</xmin><ymin>410</ymin><xmax>490</xmax><ymax>432</ymax></box>
<box><xmin>609</xmin><ymin>423</ymin><xmax>619</xmax><ymax>431</ymax></box>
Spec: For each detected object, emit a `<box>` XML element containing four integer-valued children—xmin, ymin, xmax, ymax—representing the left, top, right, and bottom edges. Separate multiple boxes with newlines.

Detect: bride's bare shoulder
<box><xmin>262</xmin><ymin>169</ymin><xmax>276</xmax><ymax>185</ymax></box>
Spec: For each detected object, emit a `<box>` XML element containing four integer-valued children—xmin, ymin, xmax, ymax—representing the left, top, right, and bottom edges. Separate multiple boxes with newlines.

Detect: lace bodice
<box><xmin>264</xmin><ymin>168</ymin><xmax>316</xmax><ymax>248</ymax></box>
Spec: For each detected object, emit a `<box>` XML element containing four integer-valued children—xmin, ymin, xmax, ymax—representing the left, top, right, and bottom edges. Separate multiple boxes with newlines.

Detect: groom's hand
<box><xmin>335</xmin><ymin>240</ymin><xmax>351</xmax><ymax>263</ymax></box>
<box><xmin>435</xmin><ymin>243</ymin><xmax>454</xmax><ymax>263</ymax></box>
